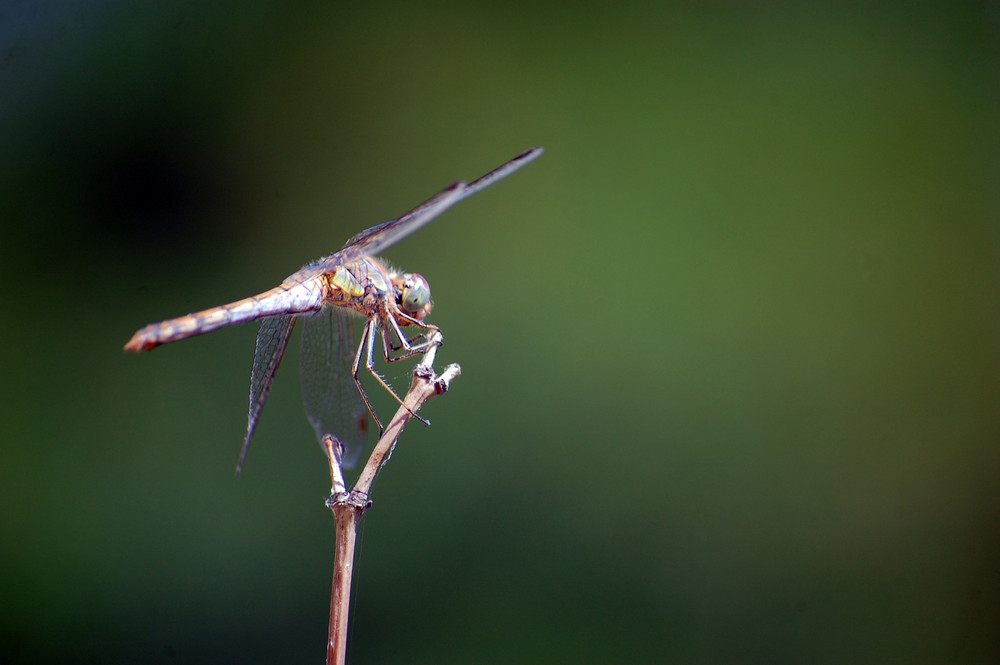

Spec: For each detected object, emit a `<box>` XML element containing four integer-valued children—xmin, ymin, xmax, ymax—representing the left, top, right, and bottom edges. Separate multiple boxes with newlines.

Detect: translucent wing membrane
<box><xmin>454</xmin><ymin>146</ymin><xmax>543</xmax><ymax>203</ymax></box>
<box><xmin>301</xmin><ymin>307</ymin><xmax>368</xmax><ymax>468</ymax></box>
<box><xmin>337</xmin><ymin>183</ymin><xmax>465</xmax><ymax>261</ymax></box>
<box><xmin>336</xmin><ymin>147</ymin><xmax>544</xmax><ymax>262</ymax></box>
<box><xmin>239</xmin><ymin>315</ymin><xmax>297</xmax><ymax>473</ymax></box>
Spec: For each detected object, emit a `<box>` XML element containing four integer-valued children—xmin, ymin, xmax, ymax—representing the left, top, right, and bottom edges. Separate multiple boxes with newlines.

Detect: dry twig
<box><xmin>323</xmin><ymin>330</ymin><xmax>458</xmax><ymax>665</ymax></box>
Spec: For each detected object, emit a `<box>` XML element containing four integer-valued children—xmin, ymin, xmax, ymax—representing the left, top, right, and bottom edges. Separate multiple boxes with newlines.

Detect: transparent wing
<box><xmin>337</xmin><ymin>182</ymin><xmax>466</xmax><ymax>262</ymax></box>
<box><xmin>335</xmin><ymin>146</ymin><xmax>545</xmax><ymax>262</ymax></box>
<box><xmin>280</xmin><ymin>182</ymin><xmax>465</xmax><ymax>287</ymax></box>
<box><xmin>238</xmin><ymin>314</ymin><xmax>297</xmax><ymax>473</ymax></box>
<box><xmin>300</xmin><ymin>306</ymin><xmax>368</xmax><ymax>468</ymax></box>
<box><xmin>454</xmin><ymin>146</ymin><xmax>543</xmax><ymax>203</ymax></box>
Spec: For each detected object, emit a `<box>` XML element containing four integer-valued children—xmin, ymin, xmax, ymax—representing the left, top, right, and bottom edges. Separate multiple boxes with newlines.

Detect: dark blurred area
<box><xmin>2</xmin><ymin>2</ymin><xmax>999</xmax><ymax>663</ymax></box>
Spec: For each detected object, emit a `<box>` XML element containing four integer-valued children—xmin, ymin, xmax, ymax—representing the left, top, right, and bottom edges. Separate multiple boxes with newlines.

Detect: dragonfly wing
<box><xmin>293</xmin><ymin>148</ymin><xmax>544</xmax><ymax>278</ymax></box>
<box><xmin>301</xmin><ymin>306</ymin><xmax>368</xmax><ymax>468</ymax></box>
<box><xmin>238</xmin><ymin>314</ymin><xmax>297</xmax><ymax>473</ymax></box>
<box><xmin>338</xmin><ymin>182</ymin><xmax>465</xmax><ymax>261</ymax></box>
<box><xmin>336</xmin><ymin>147</ymin><xmax>544</xmax><ymax>261</ymax></box>
<box><xmin>454</xmin><ymin>146</ymin><xmax>543</xmax><ymax>203</ymax></box>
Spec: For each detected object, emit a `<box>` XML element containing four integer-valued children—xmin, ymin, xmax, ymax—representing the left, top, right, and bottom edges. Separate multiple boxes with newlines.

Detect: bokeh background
<box><xmin>3</xmin><ymin>2</ymin><xmax>999</xmax><ymax>663</ymax></box>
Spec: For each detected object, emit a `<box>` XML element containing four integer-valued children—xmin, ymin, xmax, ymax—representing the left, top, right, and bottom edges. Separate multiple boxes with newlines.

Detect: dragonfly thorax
<box><xmin>326</xmin><ymin>258</ymin><xmax>391</xmax><ymax>304</ymax></box>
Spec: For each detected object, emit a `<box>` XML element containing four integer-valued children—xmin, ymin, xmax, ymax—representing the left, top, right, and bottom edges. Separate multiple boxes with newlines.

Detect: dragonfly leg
<box><xmin>382</xmin><ymin>311</ymin><xmax>441</xmax><ymax>362</ymax></box>
<box><xmin>353</xmin><ymin>317</ymin><xmax>431</xmax><ymax>432</ymax></box>
<box><xmin>352</xmin><ymin>318</ymin><xmax>383</xmax><ymax>432</ymax></box>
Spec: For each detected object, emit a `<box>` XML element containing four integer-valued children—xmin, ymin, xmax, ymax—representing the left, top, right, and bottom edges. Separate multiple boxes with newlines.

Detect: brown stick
<box><xmin>325</xmin><ymin>331</ymin><xmax>459</xmax><ymax>665</ymax></box>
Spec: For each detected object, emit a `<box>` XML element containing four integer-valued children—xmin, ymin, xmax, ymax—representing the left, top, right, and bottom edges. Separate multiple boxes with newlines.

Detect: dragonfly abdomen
<box><xmin>124</xmin><ymin>279</ymin><xmax>326</xmax><ymax>352</ymax></box>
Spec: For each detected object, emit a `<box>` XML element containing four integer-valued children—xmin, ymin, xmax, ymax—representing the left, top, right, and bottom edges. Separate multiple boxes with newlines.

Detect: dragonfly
<box><xmin>125</xmin><ymin>147</ymin><xmax>543</xmax><ymax>471</ymax></box>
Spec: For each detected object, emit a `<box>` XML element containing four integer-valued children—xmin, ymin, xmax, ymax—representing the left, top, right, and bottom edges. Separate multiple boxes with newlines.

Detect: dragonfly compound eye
<box><xmin>400</xmin><ymin>273</ymin><xmax>431</xmax><ymax>315</ymax></box>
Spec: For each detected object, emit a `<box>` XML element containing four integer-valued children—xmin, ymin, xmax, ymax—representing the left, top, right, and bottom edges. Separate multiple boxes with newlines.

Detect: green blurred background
<box><xmin>2</xmin><ymin>2</ymin><xmax>999</xmax><ymax>663</ymax></box>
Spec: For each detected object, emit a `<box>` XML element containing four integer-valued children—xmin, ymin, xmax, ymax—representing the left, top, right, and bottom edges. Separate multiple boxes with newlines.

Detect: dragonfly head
<box><xmin>395</xmin><ymin>272</ymin><xmax>433</xmax><ymax>323</ymax></box>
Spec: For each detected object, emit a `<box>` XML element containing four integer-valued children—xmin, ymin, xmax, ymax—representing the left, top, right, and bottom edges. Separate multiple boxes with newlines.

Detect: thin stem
<box><xmin>325</xmin><ymin>330</ymin><xmax>459</xmax><ymax>665</ymax></box>
<box><xmin>327</xmin><ymin>498</ymin><xmax>359</xmax><ymax>665</ymax></box>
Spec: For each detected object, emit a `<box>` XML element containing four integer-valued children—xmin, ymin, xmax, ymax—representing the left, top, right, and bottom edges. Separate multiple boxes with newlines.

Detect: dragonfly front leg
<box><xmin>353</xmin><ymin>317</ymin><xmax>431</xmax><ymax>432</ymax></box>
<box><xmin>382</xmin><ymin>312</ymin><xmax>441</xmax><ymax>362</ymax></box>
